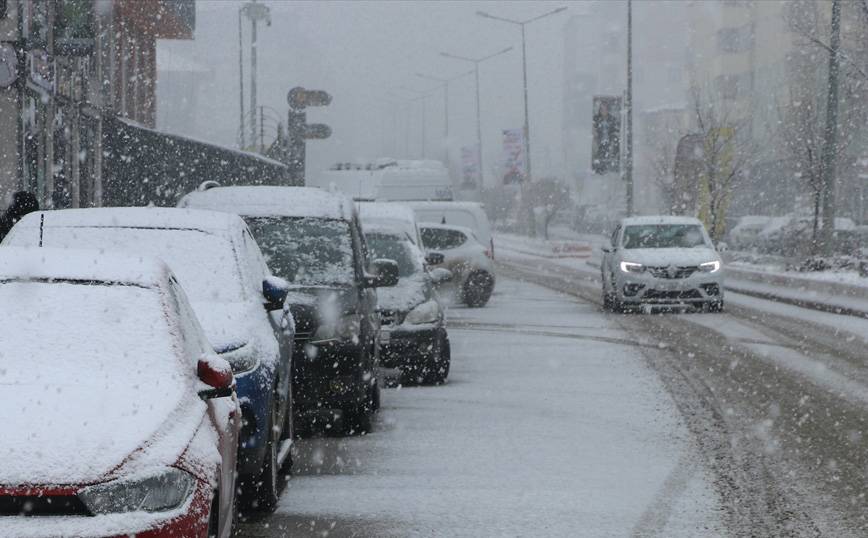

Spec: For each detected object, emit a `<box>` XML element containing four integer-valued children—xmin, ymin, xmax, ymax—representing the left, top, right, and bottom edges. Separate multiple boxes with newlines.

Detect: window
<box><xmin>421</xmin><ymin>227</ymin><xmax>467</xmax><ymax>250</ymax></box>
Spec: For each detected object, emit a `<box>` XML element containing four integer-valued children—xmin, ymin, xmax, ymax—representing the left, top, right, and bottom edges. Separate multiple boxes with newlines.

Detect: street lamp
<box><xmin>415</xmin><ymin>70</ymin><xmax>474</xmax><ymax>170</ymax></box>
<box><xmin>476</xmin><ymin>7</ymin><xmax>567</xmax><ymax>185</ymax></box>
<box><xmin>440</xmin><ymin>46</ymin><xmax>513</xmax><ymax>188</ymax></box>
<box><xmin>398</xmin><ymin>85</ymin><xmax>438</xmax><ymax>159</ymax></box>
<box><xmin>240</xmin><ymin>0</ymin><xmax>271</xmax><ymax>150</ymax></box>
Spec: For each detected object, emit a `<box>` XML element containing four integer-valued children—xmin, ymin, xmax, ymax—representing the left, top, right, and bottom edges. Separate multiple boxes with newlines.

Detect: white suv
<box><xmin>601</xmin><ymin>216</ymin><xmax>724</xmax><ymax>312</ymax></box>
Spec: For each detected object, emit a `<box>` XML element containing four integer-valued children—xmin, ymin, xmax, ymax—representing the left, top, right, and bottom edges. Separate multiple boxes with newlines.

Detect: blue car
<box><xmin>2</xmin><ymin>207</ymin><xmax>295</xmax><ymax>513</ymax></box>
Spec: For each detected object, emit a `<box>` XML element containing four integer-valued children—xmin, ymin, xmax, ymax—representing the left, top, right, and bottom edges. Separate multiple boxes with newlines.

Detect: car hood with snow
<box><xmin>619</xmin><ymin>247</ymin><xmax>721</xmax><ymax>267</ymax></box>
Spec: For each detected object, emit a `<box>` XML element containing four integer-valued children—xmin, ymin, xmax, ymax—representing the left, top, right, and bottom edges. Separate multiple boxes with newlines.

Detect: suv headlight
<box><xmin>314</xmin><ymin>313</ymin><xmax>361</xmax><ymax>344</ymax></box>
<box><xmin>620</xmin><ymin>261</ymin><xmax>645</xmax><ymax>274</ymax></box>
<box><xmin>216</xmin><ymin>342</ymin><xmax>259</xmax><ymax>374</ymax></box>
<box><xmin>404</xmin><ymin>300</ymin><xmax>441</xmax><ymax>325</ymax></box>
<box><xmin>79</xmin><ymin>468</ymin><xmax>195</xmax><ymax>515</ymax></box>
<box><xmin>699</xmin><ymin>260</ymin><xmax>721</xmax><ymax>273</ymax></box>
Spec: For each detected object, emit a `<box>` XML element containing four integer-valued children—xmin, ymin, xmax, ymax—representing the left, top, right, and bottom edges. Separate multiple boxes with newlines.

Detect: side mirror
<box><xmin>198</xmin><ymin>354</ymin><xmax>234</xmax><ymax>399</ymax></box>
<box><xmin>263</xmin><ymin>276</ymin><xmax>290</xmax><ymax>311</ymax></box>
<box><xmin>366</xmin><ymin>258</ymin><xmax>399</xmax><ymax>288</ymax></box>
<box><xmin>429</xmin><ymin>267</ymin><xmax>453</xmax><ymax>284</ymax></box>
<box><xmin>425</xmin><ymin>252</ymin><xmax>445</xmax><ymax>266</ymax></box>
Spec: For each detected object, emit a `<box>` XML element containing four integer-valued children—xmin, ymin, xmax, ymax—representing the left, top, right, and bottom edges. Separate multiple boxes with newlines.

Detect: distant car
<box><xmin>3</xmin><ymin>208</ymin><xmax>294</xmax><ymax>511</ymax></box>
<box><xmin>419</xmin><ymin>223</ymin><xmax>496</xmax><ymax>307</ymax></box>
<box><xmin>601</xmin><ymin>216</ymin><xmax>724</xmax><ymax>312</ymax></box>
<box><xmin>179</xmin><ymin>185</ymin><xmax>399</xmax><ymax>434</ymax></box>
<box><xmin>728</xmin><ymin>215</ymin><xmax>772</xmax><ymax>250</ymax></box>
<box><xmin>358</xmin><ymin>201</ymin><xmax>423</xmax><ymax>246</ymax></box>
<box><xmin>0</xmin><ymin>248</ymin><xmax>240</xmax><ymax>538</ymax></box>
<box><xmin>364</xmin><ymin>223</ymin><xmax>453</xmax><ymax>384</ymax></box>
<box><xmin>407</xmin><ymin>201</ymin><xmax>494</xmax><ymax>259</ymax></box>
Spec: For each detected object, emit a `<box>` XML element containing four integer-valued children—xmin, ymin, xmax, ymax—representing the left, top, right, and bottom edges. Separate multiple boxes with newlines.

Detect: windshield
<box><xmin>30</xmin><ymin>227</ymin><xmax>246</xmax><ymax>302</ymax></box>
<box><xmin>365</xmin><ymin>232</ymin><xmax>423</xmax><ymax>277</ymax></box>
<box><xmin>246</xmin><ymin>216</ymin><xmax>354</xmax><ymax>286</ymax></box>
<box><xmin>622</xmin><ymin>224</ymin><xmax>708</xmax><ymax>249</ymax></box>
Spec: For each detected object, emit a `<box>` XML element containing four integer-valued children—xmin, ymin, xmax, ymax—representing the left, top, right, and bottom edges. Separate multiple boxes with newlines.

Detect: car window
<box><xmin>245</xmin><ymin>216</ymin><xmax>355</xmax><ymax>286</ymax></box>
<box><xmin>421</xmin><ymin>227</ymin><xmax>467</xmax><ymax>250</ymax></box>
<box><xmin>622</xmin><ymin>224</ymin><xmax>708</xmax><ymax>249</ymax></box>
<box><xmin>365</xmin><ymin>232</ymin><xmax>423</xmax><ymax>277</ymax></box>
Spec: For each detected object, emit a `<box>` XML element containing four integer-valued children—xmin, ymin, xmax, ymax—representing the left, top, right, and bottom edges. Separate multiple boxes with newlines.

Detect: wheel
<box><xmin>423</xmin><ymin>334</ymin><xmax>450</xmax><ymax>385</ymax></box>
<box><xmin>463</xmin><ymin>271</ymin><xmax>494</xmax><ymax>307</ymax></box>
<box><xmin>708</xmin><ymin>300</ymin><xmax>724</xmax><ymax>313</ymax></box>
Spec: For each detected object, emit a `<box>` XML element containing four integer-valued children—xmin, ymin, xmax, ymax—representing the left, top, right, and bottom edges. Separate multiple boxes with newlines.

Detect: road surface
<box><xmin>235</xmin><ymin>277</ymin><xmax>724</xmax><ymax>537</ymax></box>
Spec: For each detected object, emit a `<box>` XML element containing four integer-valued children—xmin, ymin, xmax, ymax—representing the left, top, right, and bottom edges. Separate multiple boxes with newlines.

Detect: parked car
<box><xmin>3</xmin><ymin>208</ymin><xmax>294</xmax><ymax>511</ymax></box>
<box><xmin>601</xmin><ymin>216</ymin><xmax>724</xmax><ymax>312</ymax></box>
<box><xmin>179</xmin><ymin>185</ymin><xmax>399</xmax><ymax>434</ymax></box>
<box><xmin>364</xmin><ymin>223</ymin><xmax>453</xmax><ymax>384</ymax></box>
<box><xmin>419</xmin><ymin>222</ymin><xmax>496</xmax><ymax>307</ymax></box>
<box><xmin>0</xmin><ymin>248</ymin><xmax>240</xmax><ymax>538</ymax></box>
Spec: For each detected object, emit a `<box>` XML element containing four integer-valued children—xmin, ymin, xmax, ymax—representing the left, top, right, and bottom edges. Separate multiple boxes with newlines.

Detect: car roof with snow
<box><xmin>358</xmin><ymin>201</ymin><xmax>417</xmax><ymax>223</ymax></box>
<box><xmin>620</xmin><ymin>216</ymin><xmax>705</xmax><ymax>226</ymax></box>
<box><xmin>0</xmin><ymin>246</ymin><xmax>171</xmax><ymax>288</ymax></box>
<box><xmin>179</xmin><ymin>185</ymin><xmax>355</xmax><ymax>221</ymax></box>
<box><xmin>405</xmin><ymin>201</ymin><xmax>485</xmax><ymax>212</ymax></box>
<box><xmin>11</xmin><ymin>207</ymin><xmax>240</xmax><ymax>235</ymax></box>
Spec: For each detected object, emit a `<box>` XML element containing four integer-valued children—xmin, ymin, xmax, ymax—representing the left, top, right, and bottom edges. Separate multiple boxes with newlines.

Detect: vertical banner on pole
<box><xmin>591</xmin><ymin>96</ymin><xmax>622</xmax><ymax>175</ymax></box>
<box><xmin>502</xmin><ymin>128</ymin><xmax>525</xmax><ymax>185</ymax></box>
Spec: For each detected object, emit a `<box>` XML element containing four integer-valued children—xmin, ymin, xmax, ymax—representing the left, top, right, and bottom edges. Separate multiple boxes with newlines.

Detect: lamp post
<box><xmin>440</xmin><ymin>46</ymin><xmax>512</xmax><ymax>188</ymax></box>
<box><xmin>399</xmin><ymin>85</ymin><xmax>438</xmax><ymax>159</ymax></box>
<box><xmin>415</xmin><ymin>70</ymin><xmax>474</xmax><ymax>170</ymax></box>
<box><xmin>476</xmin><ymin>7</ymin><xmax>567</xmax><ymax>184</ymax></box>
<box><xmin>241</xmin><ymin>1</ymin><xmax>271</xmax><ymax>150</ymax></box>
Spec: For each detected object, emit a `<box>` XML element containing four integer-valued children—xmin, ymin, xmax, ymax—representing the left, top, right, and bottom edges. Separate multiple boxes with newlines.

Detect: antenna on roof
<box><xmin>38</xmin><ymin>213</ymin><xmax>45</xmax><ymax>247</ymax></box>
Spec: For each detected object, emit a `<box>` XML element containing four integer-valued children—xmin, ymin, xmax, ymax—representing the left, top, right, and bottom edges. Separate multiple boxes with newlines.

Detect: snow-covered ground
<box><xmin>236</xmin><ymin>278</ymin><xmax>724</xmax><ymax>537</ymax></box>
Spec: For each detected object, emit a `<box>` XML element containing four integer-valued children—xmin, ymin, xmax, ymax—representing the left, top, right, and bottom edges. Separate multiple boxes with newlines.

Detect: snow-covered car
<box><xmin>179</xmin><ymin>185</ymin><xmax>398</xmax><ymax>434</ymax></box>
<box><xmin>358</xmin><ymin>200</ymin><xmax>423</xmax><ymax>246</ymax></box>
<box><xmin>407</xmin><ymin>201</ymin><xmax>494</xmax><ymax>259</ymax></box>
<box><xmin>601</xmin><ymin>216</ymin><xmax>724</xmax><ymax>312</ymax></box>
<box><xmin>0</xmin><ymin>248</ymin><xmax>240</xmax><ymax>538</ymax></box>
<box><xmin>365</xmin><ymin>224</ymin><xmax>453</xmax><ymax>384</ymax></box>
<box><xmin>3</xmin><ymin>208</ymin><xmax>294</xmax><ymax>511</ymax></box>
<box><xmin>419</xmin><ymin>223</ymin><xmax>496</xmax><ymax>307</ymax></box>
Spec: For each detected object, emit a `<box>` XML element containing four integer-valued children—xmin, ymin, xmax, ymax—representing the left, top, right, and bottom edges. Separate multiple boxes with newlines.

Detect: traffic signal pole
<box><xmin>625</xmin><ymin>0</ymin><xmax>634</xmax><ymax>216</ymax></box>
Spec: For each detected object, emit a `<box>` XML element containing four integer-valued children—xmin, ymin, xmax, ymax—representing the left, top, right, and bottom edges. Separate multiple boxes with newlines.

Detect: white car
<box><xmin>601</xmin><ymin>216</ymin><xmax>724</xmax><ymax>312</ymax></box>
<box><xmin>0</xmin><ymin>248</ymin><xmax>240</xmax><ymax>538</ymax></box>
<box><xmin>3</xmin><ymin>208</ymin><xmax>295</xmax><ymax>511</ymax></box>
<box><xmin>406</xmin><ymin>201</ymin><xmax>494</xmax><ymax>260</ymax></box>
<box><xmin>419</xmin><ymin>222</ymin><xmax>496</xmax><ymax>307</ymax></box>
<box><xmin>358</xmin><ymin>201</ymin><xmax>423</xmax><ymax>246</ymax></box>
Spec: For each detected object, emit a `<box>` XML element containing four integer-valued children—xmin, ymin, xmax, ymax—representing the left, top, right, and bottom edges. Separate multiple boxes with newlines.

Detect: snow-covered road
<box><xmin>235</xmin><ymin>278</ymin><xmax>723</xmax><ymax>537</ymax></box>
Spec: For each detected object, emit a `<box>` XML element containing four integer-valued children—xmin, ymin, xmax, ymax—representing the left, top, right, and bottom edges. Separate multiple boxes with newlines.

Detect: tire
<box><xmin>463</xmin><ymin>271</ymin><xmax>494</xmax><ymax>307</ymax></box>
<box><xmin>708</xmin><ymin>300</ymin><xmax>725</xmax><ymax>313</ymax></box>
<box><xmin>423</xmin><ymin>334</ymin><xmax>450</xmax><ymax>385</ymax></box>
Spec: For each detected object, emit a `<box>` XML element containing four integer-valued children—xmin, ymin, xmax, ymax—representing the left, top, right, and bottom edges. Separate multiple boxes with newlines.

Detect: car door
<box><xmin>240</xmin><ymin>229</ymin><xmax>294</xmax><ymax>436</ymax></box>
<box><xmin>352</xmin><ymin>215</ymin><xmax>379</xmax><ymax>367</ymax></box>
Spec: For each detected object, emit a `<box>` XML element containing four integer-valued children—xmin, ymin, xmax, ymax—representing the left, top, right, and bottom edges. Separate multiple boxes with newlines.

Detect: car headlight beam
<box><xmin>699</xmin><ymin>260</ymin><xmax>721</xmax><ymax>273</ymax></box>
<box><xmin>619</xmin><ymin>261</ymin><xmax>645</xmax><ymax>274</ymax></box>
<box><xmin>78</xmin><ymin>468</ymin><xmax>195</xmax><ymax>515</ymax></box>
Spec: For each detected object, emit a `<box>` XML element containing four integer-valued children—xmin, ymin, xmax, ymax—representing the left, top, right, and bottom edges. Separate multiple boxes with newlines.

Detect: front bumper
<box><xmin>380</xmin><ymin>324</ymin><xmax>442</xmax><ymax>369</ymax></box>
<box><xmin>615</xmin><ymin>269</ymin><xmax>724</xmax><ymax>306</ymax></box>
<box><xmin>293</xmin><ymin>340</ymin><xmax>371</xmax><ymax>414</ymax></box>
<box><xmin>0</xmin><ymin>478</ymin><xmax>212</xmax><ymax>538</ymax></box>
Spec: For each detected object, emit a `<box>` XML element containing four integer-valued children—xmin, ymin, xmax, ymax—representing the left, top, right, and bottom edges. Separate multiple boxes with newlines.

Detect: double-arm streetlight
<box><xmin>476</xmin><ymin>7</ymin><xmax>567</xmax><ymax>184</ymax></box>
<box><xmin>415</xmin><ymin>69</ymin><xmax>474</xmax><ymax>170</ymax></box>
<box><xmin>440</xmin><ymin>46</ymin><xmax>513</xmax><ymax>187</ymax></box>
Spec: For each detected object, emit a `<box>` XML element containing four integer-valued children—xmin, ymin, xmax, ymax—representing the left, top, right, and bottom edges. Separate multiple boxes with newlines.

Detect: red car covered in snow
<box><xmin>0</xmin><ymin>248</ymin><xmax>241</xmax><ymax>538</ymax></box>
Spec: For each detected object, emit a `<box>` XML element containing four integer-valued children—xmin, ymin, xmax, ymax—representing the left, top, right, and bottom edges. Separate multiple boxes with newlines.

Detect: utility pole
<box><xmin>477</xmin><ymin>7</ymin><xmax>567</xmax><ymax>236</ymax></box>
<box><xmin>625</xmin><ymin>0</ymin><xmax>634</xmax><ymax>216</ymax></box>
<box><xmin>416</xmin><ymin>70</ymin><xmax>474</xmax><ymax>170</ymax></box>
<box><xmin>441</xmin><ymin>47</ymin><xmax>512</xmax><ymax>188</ymax></box>
<box><xmin>238</xmin><ymin>7</ymin><xmax>245</xmax><ymax>149</ymax></box>
<box><xmin>400</xmin><ymin>85</ymin><xmax>437</xmax><ymax>159</ymax></box>
<box><xmin>242</xmin><ymin>1</ymin><xmax>271</xmax><ymax>151</ymax></box>
<box><xmin>820</xmin><ymin>0</ymin><xmax>841</xmax><ymax>255</ymax></box>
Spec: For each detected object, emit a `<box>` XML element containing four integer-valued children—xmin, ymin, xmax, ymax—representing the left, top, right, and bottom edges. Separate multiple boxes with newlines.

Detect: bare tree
<box><xmin>641</xmin><ymin>112</ymin><xmax>686</xmax><ymax>215</ymax></box>
<box><xmin>689</xmin><ymin>84</ymin><xmax>755</xmax><ymax>242</ymax></box>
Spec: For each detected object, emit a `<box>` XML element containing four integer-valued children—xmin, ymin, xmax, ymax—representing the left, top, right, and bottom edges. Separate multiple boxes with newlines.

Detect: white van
<box><xmin>406</xmin><ymin>201</ymin><xmax>494</xmax><ymax>260</ymax></box>
<box><xmin>312</xmin><ymin>159</ymin><xmax>453</xmax><ymax>202</ymax></box>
